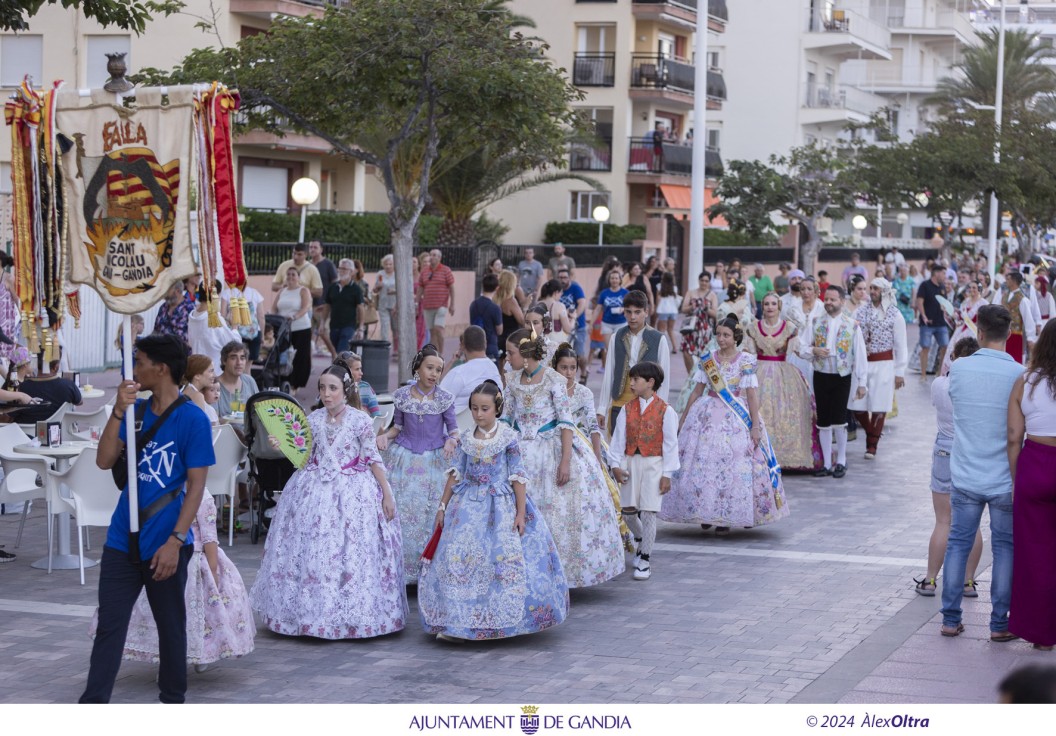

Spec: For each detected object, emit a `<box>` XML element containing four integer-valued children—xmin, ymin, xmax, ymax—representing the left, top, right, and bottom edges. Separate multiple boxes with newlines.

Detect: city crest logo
<box><xmin>520</xmin><ymin>705</ymin><xmax>540</xmax><ymax>735</ymax></box>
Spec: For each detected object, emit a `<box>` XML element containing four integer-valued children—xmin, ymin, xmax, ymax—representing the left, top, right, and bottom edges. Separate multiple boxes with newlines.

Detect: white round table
<box><xmin>14</xmin><ymin>441</ymin><xmax>99</xmax><ymax>571</ymax></box>
<box><xmin>80</xmin><ymin>388</ymin><xmax>105</xmax><ymax>400</ymax></box>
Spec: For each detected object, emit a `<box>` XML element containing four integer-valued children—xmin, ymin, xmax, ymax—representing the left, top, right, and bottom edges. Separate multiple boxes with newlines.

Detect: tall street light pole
<box><xmin>291</xmin><ymin>177</ymin><xmax>320</xmax><ymax>243</ymax></box>
<box><xmin>689</xmin><ymin>8</ymin><xmax>710</xmax><ymax>285</ymax></box>
<box><xmin>987</xmin><ymin>0</ymin><xmax>1006</xmax><ymax>281</ymax></box>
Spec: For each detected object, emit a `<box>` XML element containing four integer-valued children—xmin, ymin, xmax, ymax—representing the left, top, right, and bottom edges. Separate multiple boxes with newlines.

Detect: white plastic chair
<box><xmin>61</xmin><ymin>405</ymin><xmax>112</xmax><ymax>438</ymax></box>
<box><xmin>0</xmin><ymin>425</ymin><xmax>51</xmax><ymax>549</ymax></box>
<box><xmin>47</xmin><ymin>447</ymin><xmax>121</xmax><ymax>585</ymax></box>
<box><xmin>18</xmin><ymin>402</ymin><xmax>72</xmax><ymax>437</ymax></box>
<box><xmin>207</xmin><ymin>424</ymin><xmax>247</xmax><ymax>547</ymax></box>
<box><xmin>455</xmin><ymin>407</ymin><xmax>475</xmax><ymax>434</ymax></box>
<box><xmin>0</xmin><ymin>449</ymin><xmax>59</xmax><ymax>568</ymax></box>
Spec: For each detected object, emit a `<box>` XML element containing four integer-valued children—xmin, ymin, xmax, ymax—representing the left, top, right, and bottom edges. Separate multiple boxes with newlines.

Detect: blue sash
<box><xmin>698</xmin><ymin>350</ymin><xmax>783</xmax><ymax>494</ymax></box>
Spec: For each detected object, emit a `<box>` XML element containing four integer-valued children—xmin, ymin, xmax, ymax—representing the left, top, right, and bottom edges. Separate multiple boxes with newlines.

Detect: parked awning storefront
<box><xmin>659</xmin><ymin>184</ymin><xmax>692</xmax><ymax>210</ymax></box>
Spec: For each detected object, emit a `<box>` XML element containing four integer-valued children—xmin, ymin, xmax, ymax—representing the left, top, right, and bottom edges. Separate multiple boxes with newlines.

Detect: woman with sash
<box><xmin>661</xmin><ymin>316</ymin><xmax>789</xmax><ymax>535</ymax></box>
<box><xmin>744</xmin><ymin>293</ymin><xmax>822</xmax><ymax>471</ymax></box>
<box><xmin>940</xmin><ymin>280</ymin><xmax>985</xmax><ymax>375</ymax></box>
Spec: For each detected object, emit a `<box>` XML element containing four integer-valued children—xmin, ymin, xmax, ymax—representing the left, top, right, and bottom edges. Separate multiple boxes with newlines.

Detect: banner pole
<box><xmin>123</xmin><ymin>314</ymin><xmax>140</xmax><ymax>555</ymax></box>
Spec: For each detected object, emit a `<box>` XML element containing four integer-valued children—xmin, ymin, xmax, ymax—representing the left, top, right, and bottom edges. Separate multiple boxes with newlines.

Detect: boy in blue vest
<box><xmin>607</xmin><ymin>361</ymin><xmax>679</xmax><ymax>581</ymax></box>
<box><xmin>597</xmin><ymin>290</ymin><xmax>671</xmax><ymax>434</ymax></box>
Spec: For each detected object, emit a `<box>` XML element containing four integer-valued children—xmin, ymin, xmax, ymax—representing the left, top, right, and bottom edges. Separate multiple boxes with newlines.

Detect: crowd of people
<box><xmin>3</xmin><ymin>239</ymin><xmax>1048</xmax><ymax>704</ymax></box>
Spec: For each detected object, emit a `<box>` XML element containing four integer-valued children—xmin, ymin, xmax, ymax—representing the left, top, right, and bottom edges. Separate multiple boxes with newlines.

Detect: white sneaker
<box><xmin>633</xmin><ymin>563</ymin><xmax>651</xmax><ymax>581</ymax></box>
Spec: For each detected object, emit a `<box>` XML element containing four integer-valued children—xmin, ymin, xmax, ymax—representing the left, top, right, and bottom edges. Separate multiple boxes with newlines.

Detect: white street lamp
<box><xmin>852</xmin><ymin>214</ymin><xmax>868</xmax><ymax>247</ymax></box>
<box><xmin>291</xmin><ymin>177</ymin><xmax>320</xmax><ymax>243</ymax></box>
<box><xmin>593</xmin><ymin>204</ymin><xmax>611</xmax><ymax>246</ymax></box>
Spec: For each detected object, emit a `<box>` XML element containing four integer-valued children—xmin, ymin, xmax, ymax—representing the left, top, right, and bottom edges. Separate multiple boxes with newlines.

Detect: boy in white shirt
<box><xmin>607</xmin><ymin>361</ymin><xmax>679</xmax><ymax>581</ymax></box>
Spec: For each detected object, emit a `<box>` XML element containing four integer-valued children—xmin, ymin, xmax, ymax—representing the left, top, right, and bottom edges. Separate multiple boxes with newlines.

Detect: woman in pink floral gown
<box><xmin>661</xmin><ymin>317</ymin><xmax>789</xmax><ymax>534</ymax></box>
<box><xmin>89</xmin><ymin>494</ymin><xmax>255</xmax><ymax>669</ymax></box>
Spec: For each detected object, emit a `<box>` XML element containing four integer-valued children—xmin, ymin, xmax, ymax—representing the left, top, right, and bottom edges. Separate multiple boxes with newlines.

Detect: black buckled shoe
<box><xmin>812</xmin><ymin>467</ymin><xmax>833</xmax><ymax>478</ymax></box>
<box><xmin>832</xmin><ymin>464</ymin><xmax>847</xmax><ymax>478</ymax></box>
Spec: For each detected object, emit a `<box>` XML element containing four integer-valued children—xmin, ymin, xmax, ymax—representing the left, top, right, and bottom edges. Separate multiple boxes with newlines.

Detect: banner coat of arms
<box><xmin>56</xmin><ymin>86</ymin><xmax>198</xmax><ymax>314</ymax></box>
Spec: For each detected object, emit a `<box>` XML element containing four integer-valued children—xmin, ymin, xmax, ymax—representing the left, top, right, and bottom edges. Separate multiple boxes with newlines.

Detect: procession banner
<box><xmin>55</xmin><ymin>87</ymin><xmax>198</xmax><ymax>314</ymax></box>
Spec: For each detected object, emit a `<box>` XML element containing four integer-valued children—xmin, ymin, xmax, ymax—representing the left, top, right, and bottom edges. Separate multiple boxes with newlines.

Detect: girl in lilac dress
<box><xmin>418</xmin><ymin>381</ymin><xmax>569</xmax><ymax>641</ymax></box>
<box><xmin>89</xmin><ymin>494</ymin><xmax>255</xmax><ymax>670</ymax></box>
<box><xmin>251</xmin><ymin>365</ymin><xmax>406</xmax><ymax>639</ymax></box>
<box><xmin>377</xmin><ymin>344</ymin><xmax>458</xmax><ymax>583</ymax></box>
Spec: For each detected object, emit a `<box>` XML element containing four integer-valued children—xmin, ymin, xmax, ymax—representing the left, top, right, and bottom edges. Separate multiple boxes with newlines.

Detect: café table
<box><xmin>14</xmin><ymin>440</ymin><xmax>99</xmax><ymax>571</ymax></box>
<box><xmin>79</xmin><ymin>387</ymin><xmax>105</xmax><ymax>400</ymax></box>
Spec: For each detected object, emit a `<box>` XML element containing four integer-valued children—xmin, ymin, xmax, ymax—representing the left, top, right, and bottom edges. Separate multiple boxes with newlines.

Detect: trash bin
<box><xmin>351</xmin><ymin>339</ymin><xmax>391</xmax><ymax>393</ymax></box>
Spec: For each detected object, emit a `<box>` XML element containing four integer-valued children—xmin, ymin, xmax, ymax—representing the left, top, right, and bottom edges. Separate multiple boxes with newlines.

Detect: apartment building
<box><xmin>0</xmin><ymin>0</ymin><xmax>389</xmax><ymax>247</ymax></box>
<box><xmin>489</xmin><ymin>0</ymin><xmax>728</xmax><ymax>244</ymax></box>
<box><xmin>712</xmin><ymin>1</ymin><xmax>976</xmax><ymax>244</ymax></box>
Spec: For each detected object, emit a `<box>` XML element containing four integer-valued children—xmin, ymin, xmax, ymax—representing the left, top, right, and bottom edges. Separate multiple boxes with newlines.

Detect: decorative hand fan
<box><xmin>935</xmin><ymin>295</ymin><xmax>956</xmax><ymax>319</ymax></box>
<box><xmin>419</xmin><ymin>525</ymin><xmax>443</xmax><ymax>569</ymax></box>
<box><xmin>254</xmin><ymin>399</ymin><xmax>313</xmax><ymax>468</ymax></box>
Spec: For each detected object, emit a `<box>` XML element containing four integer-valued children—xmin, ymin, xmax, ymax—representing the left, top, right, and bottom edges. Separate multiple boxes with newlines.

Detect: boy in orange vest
<box><xmin>607</xmin><ymin>361</ymin><xmax>680</xmax><ymax>581</ymax></box>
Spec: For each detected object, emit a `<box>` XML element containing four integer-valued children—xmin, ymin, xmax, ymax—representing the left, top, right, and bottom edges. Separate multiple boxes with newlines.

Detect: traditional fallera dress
<box><xmin>89</xmin><ymin>494</ymin><xmax>256</xmax><ymax>665</ymax></box>
<box><xmin>680</xmin><ymin>293</ymin><xmax>713</xmax><ymax>358</ymax></box>
<box><xmin>383</xmin><ymin>384</ymin><xmax>458</xmax><ymax>583</ymax></box>
<box><xmin>661</xmin><ymin>352</ymin><xmax>790</xmax><ymax>528</ymax></box>
<box><xmin>504</xmin><ymin>367</ymin><xmax>625</xmax><ymax>587</ymax></box>
<box><xmin>567</xmin><ymin>381</ymin><xmax>633</xmax><ymax>550</ymax></box>
<box><xmin>940</xmin><ymin>297</ymin><xmax>984</xmax><ymax>376</ymax></box>
<box><xmin>250</xmin><ymin>408</ymin><xmax>407</xmax><ymax>639</ymax></box>
<box><xmin>744</xmin><ymin>320</ymin><xmax>822</xmax><ymax>471</ymax></box>
<box><xmin>783</xmin><ymin>297</ymin><xmax>825</xmax><ymax>392</ymax></box>
<box><xmin>417</xmin><ymin>423</ymin><xmax>569</xmax><ymax>640</ymax></box>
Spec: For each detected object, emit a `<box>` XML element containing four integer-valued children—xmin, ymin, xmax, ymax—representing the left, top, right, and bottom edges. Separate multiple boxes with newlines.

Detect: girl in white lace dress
<box><xmin>250</xmin><ymin>365</ymin><xmax>407</xmax><ymax>639</ymax></box>
<box><xmin>502</xmin><ymin>330</ymin><xmax>625</xmax><ymax>588</ymax></box>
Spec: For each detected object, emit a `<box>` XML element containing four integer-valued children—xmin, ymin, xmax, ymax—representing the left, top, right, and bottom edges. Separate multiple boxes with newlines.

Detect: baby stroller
<box><xmin>255</xmin><ymin>314</ymin><xmax>295</xmax><ymax>394</ymax></box>
<box><xmin>244</xmin><ymin>390</ymin><xmax>299</xmax><ymax>544</ymax></box>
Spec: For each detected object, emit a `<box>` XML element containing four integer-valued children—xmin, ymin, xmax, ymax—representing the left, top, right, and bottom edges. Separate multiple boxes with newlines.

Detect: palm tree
<box><xmin>932</xmin><ymin>28</ymin><xmax>1056</xmax><ymax>116</ymax></box>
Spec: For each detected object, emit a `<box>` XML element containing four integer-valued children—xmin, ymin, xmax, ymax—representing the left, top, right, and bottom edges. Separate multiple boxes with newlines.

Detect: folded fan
<box><xmin>253</xmin><ymin>398</ymin><xmax>313</xmax><ymax>468</ymax></box>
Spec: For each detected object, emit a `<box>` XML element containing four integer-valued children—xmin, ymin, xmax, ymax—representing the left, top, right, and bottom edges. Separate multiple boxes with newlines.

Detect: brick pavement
<box><xmin>0</xmin><ymin>330</ymin><xmax>1034</xmax><ymax>704</ymax></box>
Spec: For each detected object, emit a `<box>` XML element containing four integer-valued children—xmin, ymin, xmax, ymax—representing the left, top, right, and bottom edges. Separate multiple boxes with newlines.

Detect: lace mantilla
<box><xmin>393</xmin><ymin>385</ymin><xmax>454</xmax><ymax>416</ymax></box>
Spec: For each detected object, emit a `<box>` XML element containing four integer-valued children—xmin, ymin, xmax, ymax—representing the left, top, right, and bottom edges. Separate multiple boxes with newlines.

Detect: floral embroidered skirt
<box><xmin>519</xmin><ymin>428</ymin><xmax>625</xmax><ymax>588</ymax></box>
<box><xmin>661</xmin><ymin>397</ymin><xmax>790</xmax><ymax>528</ymax></box>
<box><xmin>418</xmin><ymin>491</ymin><xmax>569</xmax><ymax>640</ymax></box>
<box><xmin>384</xmin><ymin>444</ymin><xmax>449</xmax><ymax>583</ymax></box>
<box><xmin>755</xmin><ymin>360</ymin><xmax>822</xmax><ymax>471</ymax></box>
<box><xmin>250</xmin><ymin>466</ymin><xmax>407</xmax><ymax>639</ymax></box>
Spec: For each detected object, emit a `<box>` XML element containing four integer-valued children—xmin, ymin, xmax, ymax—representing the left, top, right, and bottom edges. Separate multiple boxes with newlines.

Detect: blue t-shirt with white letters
<box><xmin>105</xmin><ymin>398</ymin><xmax>215</xmax><ymax>560</ymax></box>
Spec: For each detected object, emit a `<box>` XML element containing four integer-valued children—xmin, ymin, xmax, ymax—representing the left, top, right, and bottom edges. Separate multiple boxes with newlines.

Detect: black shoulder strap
<box><xmin>131</xmin><ymin>395</ymin><xmax>189</xmax><ymax>460</ymax></box>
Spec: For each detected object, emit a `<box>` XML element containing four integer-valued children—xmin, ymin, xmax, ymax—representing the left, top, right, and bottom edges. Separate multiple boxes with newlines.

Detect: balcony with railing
<box><xmin>230</xmin><ymin>0</ymin><xmax>348</xmax><ymax>19</ymax></box>
<box><xmin>840</xmin><ymin>63</ymin><xmax>942</xmax><ymax>94</ymax></box>
<box><xmin>803</xmin><ymin>6</ymin><xmax>892</xmax><ymax>60</ymax></box>
<box><xmin>572</xmin><ymin>53</ymin><xmax>616</xmax><ymax>87</ymax></box>
<box><xmin>630</xmin><ymin>54</ymin><xmax>695</xmax><ymax>102</ymax></box>
<box><xmin>873</xmin><ymin>3</ymin><xmax>974</xmax><ymax>43</ymax></box>
<box><xmin>801</xmin><ymin>83</ymin><xmax>886</xmax><ymax>123</ymax></box>
<box><xmin>627</xmin><ymin>139</ymin><xmax>722</xmax><ymax>179</ymax></box>
<box><xmin>570</xmin><ymin>139</ymin><xmax>613</xmax><ymax>172</ymax></box>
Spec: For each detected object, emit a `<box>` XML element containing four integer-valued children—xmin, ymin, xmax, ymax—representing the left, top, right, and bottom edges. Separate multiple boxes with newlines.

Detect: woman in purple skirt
<box><xmin>1008</xmin><ymin>320</ymin><xmax>1056</xmax><ymax>651</ymax></box>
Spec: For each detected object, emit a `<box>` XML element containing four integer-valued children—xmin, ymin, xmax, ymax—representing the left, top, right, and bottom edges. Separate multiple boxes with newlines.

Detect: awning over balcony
<box><xmin>660</xmin><ymin>184</ymin><xmax>692</xmax><ymax>210</ymax></box>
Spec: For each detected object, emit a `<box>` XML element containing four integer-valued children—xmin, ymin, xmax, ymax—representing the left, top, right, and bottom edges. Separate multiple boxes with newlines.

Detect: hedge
<box><xmin>240</xmin><ymin>210</ymin><xmax>443</xmax><ymax>245</ymax></box>
<box><xmin>702</xmin><ymin>229</ymin><xmax>778</xmax><ymax>247</ymax></box>
<box><xmin>543</xmin><ymin>222</ymin><xmax>647</xmax><ymax>245</ymax></box>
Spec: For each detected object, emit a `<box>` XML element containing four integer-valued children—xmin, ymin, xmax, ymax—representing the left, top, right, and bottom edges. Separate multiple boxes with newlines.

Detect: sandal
<box><xmin>963</xmin><ymin>579</ymin><xmax>979</xmax><ymax>598</ymax></box>
<box><xmin>914</xmin><ymin>576</ymin><xmax>937</xmax><ymax>597</ymax></box>
<box><xmin>940</xmin><ymin>623</ymin><xmax>965</xmax><ymax>637</ymax></box>
<box><xmin>990</xmin><ymin>631</ymin><xmax>1019</xmax><ymax>643</ymax></box>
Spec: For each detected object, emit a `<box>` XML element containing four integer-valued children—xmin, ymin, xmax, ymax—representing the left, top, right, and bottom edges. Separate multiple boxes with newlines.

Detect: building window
<box><xmin>85</xmin><ymin>36</ymin><xmax>130</xmax><ymax>88</ymax></box>
<box><xmin>706</xmin><ymin>128</ymin><xmax>721</xmax><ymax>149</ymax></box>
<box><xmin>570</xmin><ymin>191</ymin><xmax>610</xmax><ymax>222</ymax></box>
<box><xmin>0</xmin><ymin>163</ymin><xmax>11</xmax><ymax>194</ymax></box>
<box><xmin>1</xmin><ymin>35</ymin><xmax>43</xmax><ymax>88</ymax></box>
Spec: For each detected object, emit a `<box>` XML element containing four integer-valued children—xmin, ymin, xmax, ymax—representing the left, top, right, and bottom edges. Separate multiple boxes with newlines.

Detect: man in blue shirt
<box><xmin>942</xmin><ymin>305</ymin><xmax>1024</xmax><ymax>641</ymax></box>
<box><xmin>469</xmin><ymin>273</ymin><xmax>504</xmax><ymax>360</ymax></box>
<box><xmin>80</xmin><ymin>334</ymin><xmax>215</xmax><ymax>704</ymax></box>
<box><xmin>557</xmin><ymin>267</ymin><xmax>589</xmax><ymax>383</ymax></box>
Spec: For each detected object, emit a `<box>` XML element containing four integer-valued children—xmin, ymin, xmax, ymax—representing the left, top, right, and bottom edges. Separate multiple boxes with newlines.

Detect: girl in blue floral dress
<box><xmin>418</xmin><ymin>381</ymin><xmax>569</xmax><ymax>641</ymax></box>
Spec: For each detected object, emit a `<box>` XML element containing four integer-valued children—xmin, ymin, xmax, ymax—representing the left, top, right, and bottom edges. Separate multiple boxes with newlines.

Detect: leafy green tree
<box><xmin>707</xmin><ymin>144</ymin><xmax>861</xmax><ymax>275</ymax></box>
<box><xmin>144</xmin><ymin>0</ymin><xmax>580</xmax><ymax>381</ymax></box>
<box><xmin>2</xmin><ymin>0</ymin><xmax>180</xmax><ymax>32</ymax></box>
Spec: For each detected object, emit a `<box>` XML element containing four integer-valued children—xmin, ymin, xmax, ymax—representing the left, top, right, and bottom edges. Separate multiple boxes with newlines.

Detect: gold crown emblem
<box><xmin>521</xmin><ymin>705</ymin><xmax>539</xmax><ymax>715</ymax></box>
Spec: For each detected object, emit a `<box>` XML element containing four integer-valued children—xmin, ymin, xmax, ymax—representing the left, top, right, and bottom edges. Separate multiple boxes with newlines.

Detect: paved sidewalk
<box><xmin>0</xmin><ymin>334</ymin><xmax>1033</xmax><ymax>704</ymax></box>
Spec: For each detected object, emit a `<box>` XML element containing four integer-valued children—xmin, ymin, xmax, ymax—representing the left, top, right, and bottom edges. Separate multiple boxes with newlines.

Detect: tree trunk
<box><xmin>392</xmin><ymin>218</ymin><xmax>418</xmax><ymax>386</ymax></box>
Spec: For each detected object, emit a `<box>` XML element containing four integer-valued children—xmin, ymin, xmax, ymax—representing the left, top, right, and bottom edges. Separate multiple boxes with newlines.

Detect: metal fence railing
<box><xmin>244</xmin><ymin>243</ymin><xmax>646</xmax><ymax>276</ymax></box>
